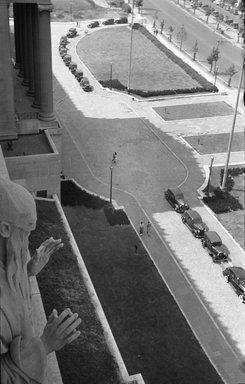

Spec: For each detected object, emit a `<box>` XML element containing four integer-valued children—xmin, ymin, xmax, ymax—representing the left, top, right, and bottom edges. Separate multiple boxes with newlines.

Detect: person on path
<box><xmin>155</xmin><ymin>29</ymin><xmax>158</xmax><ymax>36</ymax></box>
<box><xmin>112</xmin><ymin>152</ymin><xmax>117</xmax><ymax>164</ymax></box>
<box><xmin>160</xmin><ymin>20</ymin><xmax>164</xmax><ymax>33</ymax></box>
<box><xmin>139</xmin><ymin>221</ymin><xmax>144</xmax><ymax>235</ymax></box>
<box><xmin>146</xmin><ymin>221</ymin><xmax>151</xmax><ymax>236</ymax></box>
<box><xmin>153</xmin><ymin>20</ymin><xmax>156</xmax><ymax>28</ymax></box>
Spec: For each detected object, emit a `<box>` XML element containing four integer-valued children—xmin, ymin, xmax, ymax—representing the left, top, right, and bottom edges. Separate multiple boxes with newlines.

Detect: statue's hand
<box><xmin>28</xmin><ymin>237</ymin><xmax>63</xmax><ymax>276</ymax></box>
<box><xmin>41</xmin><ymin>308</ymin><xmax>81</xmax><ymax>354</ymax></box>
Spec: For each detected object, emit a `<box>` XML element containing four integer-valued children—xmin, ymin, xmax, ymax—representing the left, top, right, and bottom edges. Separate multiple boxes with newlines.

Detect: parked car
<box><xmin>181</xmin><ymin>210</ymin><xmax>208</xmax><ymax>238</ymax></box>
<box><xmin>60</xmin><ymin>48</ymin><xmax>68</xmax><ymax>58</ymax></box>
<box><xmin>88</xmin><ymin>21</ymin><xmax>100</xmax><ymax>28</ymax></box>
<box><xmin>232</xmin><ymin>8</ymin><xmax>239</xmax><ymax>15</ymax></box>
<box><xmin>223</xmin><ymin>267</ymin><xmax>245</xmax><ymax>302</ymax></box>
<box><xmin>102</xmin><ymin>18</ymin><xmax>114</xmax><ymax>25</ymax></box>
<box><xmin>114</xmin><ymin>17</ymin><xmax>128</xmax><ymax>24</ymax></box>
<box><xmin>231</xmin><ymin>22</ymin><xmax>239</xmax><ymax>28</ymax></box>
<box><xmin>75</xmin><ymin>69</ymin><xmax>83</xmax><ymax>81</ymax></box>
<box><xmin>164</xmin><ymin>188</ymin><xmax>189</xmax><ymax>213</ymax></box>
<box><xmin>60</xmin><ymin>35</ymin><xmax>67</xmax><ymax>44</ymax></box>
<box><xmin>67</xmin><ymin>28</ymin><xmax>77</xmax><ymax>38</ymax></box>
<box><xmin>201</xmin><ymin>231</ymin><xmax>229</xmax><ymax>262</ymax></box>
<box><xmin>68</xmin><ymin>61</ymin><xmax>77</xmax><ymax>74</ymax></box>
<box><xmin>82</xmin><ymin>84</ymin><xmax>94</xmax><ymax>92</ymax></box>
<box><xmin>63</xmin><ymin>54</ymin><xmax>72</xmax><ymax>66</ymax></box>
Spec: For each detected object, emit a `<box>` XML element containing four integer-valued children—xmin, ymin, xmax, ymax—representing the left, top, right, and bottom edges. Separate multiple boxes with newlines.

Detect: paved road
<box><xmin>142</xmin><ymin>0</ymin><xmax>244</xmax><ymax>86</ymax></box>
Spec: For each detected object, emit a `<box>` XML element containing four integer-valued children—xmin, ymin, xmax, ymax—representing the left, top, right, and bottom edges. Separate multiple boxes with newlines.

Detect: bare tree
<box><xmin>177</xmin><ymin>24</ymin><xmax>187</xmax><ymax>50</ymax></box>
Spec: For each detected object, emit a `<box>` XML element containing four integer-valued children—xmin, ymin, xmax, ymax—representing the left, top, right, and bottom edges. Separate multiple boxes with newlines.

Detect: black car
<box><xmin>164</xmin><ymin>188</ymin><xmax>189</xmax><ymax>213</ymax></box>
<box><xmin>223</xmin><ymin>267</ymin><xmax>245</xmax><ymax>303</ymax></box>
<box><xmin>67</xmin><ymin>28</ymin><xmax>77</xmax><ymax>38</ymax></box>
<box><xmin>88</xmin><ymin>21</ymin><xmax>100</xmax><ymax>28</ymax></box>
<box><xmin>181</xmin><ymin>210</ymin><xmax>208</xmax><ymax>238</ymax></box>
<box><xmin>201</xmin><ymin>231</ymin><xmax>229</xmax><ymax>262</ymax></box>
<box><xmin>114</xmin><ymin>17</ymin><xmax>128</xmax><ymax>24</ymax></box>
<box><xmin>102</xmin><ymin>18</ymin><xmax>114</xmax><ymax>25</ymax></box>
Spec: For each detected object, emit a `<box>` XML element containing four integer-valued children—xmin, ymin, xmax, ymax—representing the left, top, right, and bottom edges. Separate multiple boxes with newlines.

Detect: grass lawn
<box><xmin>51</xmin><ymin>0</ymin><xmax>124</xmax><ymax>21</ymax></box>
<box><xmin>184</xmin><ymin>131</ymin><xmax>245</xmax><ymax>154</ymax></box>
<box><xmin>76</xmin><ymin>26</ymin><xmax>200</xmax><ymax>91</ymax></box>
<box><xmin>208</xmin><ymin>167</ymin><xmax>245</xmax><ymax>250</ymax></box>
<box><xmin>154</xmin><ymin>102</ymin><xmax>235</xmax><ymax>121</ymax></box>
<box><xmin>29</xmin><ymin>200</ymin><xmax>122</xmax><ymax>384</ymax></box>
<box><xmin>63</xmin><ymin>196</ymin><xmax>224</xmax><ymax>384</ymax></box>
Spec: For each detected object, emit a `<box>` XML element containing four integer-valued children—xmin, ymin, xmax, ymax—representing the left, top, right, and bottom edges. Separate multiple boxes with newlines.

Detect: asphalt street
<box><xmin>141</xmin><ymin>0</ymin><xmax>244</xmax><ymax>86</ymax></box>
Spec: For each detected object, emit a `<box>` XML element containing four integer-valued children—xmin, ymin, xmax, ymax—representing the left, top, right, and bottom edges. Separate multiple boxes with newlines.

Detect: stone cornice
<box><xmin>38</xmin><ymin>4</ymin><xmax>53</xmax><ymax>13</ymax></box>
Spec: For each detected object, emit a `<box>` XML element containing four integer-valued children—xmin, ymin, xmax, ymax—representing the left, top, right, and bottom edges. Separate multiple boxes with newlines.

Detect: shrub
<box><xmin>61</xmin><ymin>180</ymin><xmax>130</xmax><ymax>226</ymax></box>
<box><xmin>203</xmin><ymin>187</ymin><xmax>243</xmax><ymax>213</ymax></box>
<box><xmin>104</xmin><ymin>204</ymin><xmax>130</xmax><ymax>225</ymax></box>
<box><xmin>220</xmin><ymin>167</ymin><xmax>245</xmax><ymax>191</ymax></box>
<box><xmin>121</xmin><ymin>3</ymin><xmax>131</xmax><ymax>12</ymax></box>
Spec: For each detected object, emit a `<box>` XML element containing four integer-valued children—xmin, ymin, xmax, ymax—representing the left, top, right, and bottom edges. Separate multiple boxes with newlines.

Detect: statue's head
<box><xmin>0</xmin><ymin>178</ymin><xmax>37</xmax><ymax>298</ymax></box>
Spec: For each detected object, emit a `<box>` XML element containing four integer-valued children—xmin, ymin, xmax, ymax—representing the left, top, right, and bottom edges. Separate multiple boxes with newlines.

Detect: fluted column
<box><xmin>32</xmin><ymin>4</ymin><xmax>40</xmax><ymax>108</ymax></box>
<box><xmin>13</xmin><ymin>3</ymin><xmax>21</xmax><ymax>69</ymax></box>
<box><xmin>38</xmin><ymin>4</ymin><xmax>55</xmax><ymax>121</ymax></box>
<box><xmin>26</xmin><ymin>3</ymin><xmax>35</xmax><ymax>96</ymax></box>
<box><xmin>0</xmin><ymin>1</ymin><xmax>17</xmax><ymax>140</ymax></box>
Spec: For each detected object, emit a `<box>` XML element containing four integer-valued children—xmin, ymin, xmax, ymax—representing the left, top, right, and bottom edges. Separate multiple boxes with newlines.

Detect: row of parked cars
<box><xmin>59</xmin><ymin>35</ymin><xmax>94</xmax><ymax>92</ymax></box>
<box><xmin>87</xmin><ymin>17</ymin><xmax>128</xmax><ymax>28</ymax></box>
<box><xmin>164</xmin><ymin>187</ymin><xmax>245</xmax><ymax>303</ymax></box>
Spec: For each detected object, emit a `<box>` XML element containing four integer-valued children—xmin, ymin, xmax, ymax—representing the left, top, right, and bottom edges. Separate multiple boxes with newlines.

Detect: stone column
<box><xmin>26</xmin><ymin>3</ymin><xmax>35</xmax><ymax>96</ymax></box>
<box><xmin>38</xmin><ymin>4</ymin><xmax>55</xmax><ymax>121</ymax></box>
<box><xmin>0</xmin><ymin>1</ymin><xmax>17</xmax><ymax>140</ymax></box>
<box><xmin>21</xmin><ymin>4</ymin><xmax>30</xmax><ymax>86</ymax></box>
<box><xmin>32</xmin><ymin>4</ymin><xmax>40</xmax><ymax>108</ymax></box>
<box><xmin>18</xmin><ymin>4</ymin><xmax>25</xmax><ymax>78</ymax></box>
<box><xmin>13</xmin><ymin>3</ymin><xmax>21</xmax><ymax>69</ymax></box>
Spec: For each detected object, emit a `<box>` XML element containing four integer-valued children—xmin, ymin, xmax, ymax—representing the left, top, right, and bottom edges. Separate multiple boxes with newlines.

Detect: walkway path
<box><xmin>51</xmin><ymin>21</ymin><xmax>245</xmax><ymax>383</ymax></box>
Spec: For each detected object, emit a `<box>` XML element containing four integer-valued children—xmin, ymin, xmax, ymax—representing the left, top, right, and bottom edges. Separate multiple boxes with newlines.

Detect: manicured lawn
<box><xmin>154</xmin><ymin>101</ymin><xmax>235</xmax><ymax>121</ymax></box>
<box><xmin>51</xmin><ymin>0</ymin><xmax>123</xmax><ymax>21</ymax></box>
<box><xmin>76</xmin><ymin>26</ymin><xmax>200</xmax><ymax>91</ymax></box>
<box><xmin>29</xmin><ymin>200</ymin><xmax>121</xmax><ymax>384</ymax></box>
<box><xmin>63</xmin><ymin>187</ymin><xmax>223</xmax><ymax>384</ymax></box>
<box><xmin>184</xmin><ymin>131</ymin><xmax>245</xmax><ymax>154</ymax></box>
<box><xmin>208</xmin><ymin>167</ymin><xmax>245</xmax><ymax>250</ymax></box>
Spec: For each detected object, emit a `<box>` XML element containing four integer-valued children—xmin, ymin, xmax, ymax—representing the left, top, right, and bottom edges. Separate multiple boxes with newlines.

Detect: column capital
<box><xmin>38</xmin><ymin>4</ymin><xmax>53</xmax><ymax>13</ymax></box>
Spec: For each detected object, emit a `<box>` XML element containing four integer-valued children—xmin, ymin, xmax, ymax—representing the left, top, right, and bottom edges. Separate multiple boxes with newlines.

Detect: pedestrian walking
<box><xmin>155</xmin><ymin>29</ymin><xmax>158</xmax><ymax>36</ymax></box>
<box><xmin>135</xmin><ymin>244</ymin><xmax>138</xmax><ymax>253</ymax></box>
<box><xmin>153</xmin><ymin>20</ymin><xmax>156</xmax><ymax>28</ymax></box>
<box><xmin>146</xmin><ymin>221</ymin><xmax>151</xmax><ymax>236</ymax></box>
<box><xmin>139</xmin><ymin>221</ymin><xmax>144</xmax><ymax>235</ymax></box>
<box><xmin>112</xmin><ymin>151</ymin><xmax>117</xmax><ymax>164</ymax></box>
<box><xmin>160</xmin><ymin>19</ymin><xmax>164</xmax><ymax>33</ymax></box>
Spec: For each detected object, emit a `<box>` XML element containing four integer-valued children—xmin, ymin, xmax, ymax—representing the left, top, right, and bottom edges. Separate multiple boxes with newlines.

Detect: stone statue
<box><xmin>0</xmin><ymin>178</ymin><xmax>81</xmax><ymax>383</ymax></box>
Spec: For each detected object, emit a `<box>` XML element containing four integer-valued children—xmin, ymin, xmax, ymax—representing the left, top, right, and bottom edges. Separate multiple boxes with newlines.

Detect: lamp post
<box><xmin>206</xmin><ymin>156</ymin><xmax>214</xmax><ymax>198</ymax></box>
<box><xmin>109</xmin><ymin>166</ymin><xmax>113</xmax><ymax>204</ymax></box>
<box><xmin>214</xmin><ymin>66</ymin><xmax>218</xmax><ymax>86</ymax></box>
<box><xmin>127</xmin><ymin>0</ymin><xmax>135</xmax><ymax>94</ymax></box>
<box><xmin>221</xmin><ymin>55</ymin><xmax>245</xmax><ymax>190</ymax></box>
<box><xmin>110</xmin><ymin>62</ymin><xmax>113</xmax><ymax>90</ymax></box>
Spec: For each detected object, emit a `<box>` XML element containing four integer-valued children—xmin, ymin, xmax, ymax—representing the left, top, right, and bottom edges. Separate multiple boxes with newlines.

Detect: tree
<box><xmin>192</xmin><ymin>40</ymin><xmax>198</xmax><ymax>60</ymax></box>
<box><xmin>225</xmin><ymin>64</ymin><xmax>238</xmax><ymax>86</ymax></box>
<box><xmin>177</xmin><ymin>24</ymin><xmax>187</xmax><ymax>50</ymax></box>
<box><xmin>168</xmin><ymin>25</ymin><xmax>174</xmax><ymax>42</ymax></box>
<box><xmin>192</xmin><ymin>0</ymin><xmax>198</xmax><ymax>14</ymax></box>
<box><xmin>205</xmin><ymin>7</ymin><xmax>212</xmax><ymax>23</ymax></box>
<box><xmin>135</xmin><ymin>0</ymin><xmax>143</xmax><ymax>14</ymax></box>
<box><xmin>160</xmin><ymin>19</ymin><xmax>165</xmax><ymax>33</ymax></box>
<box><xmin>207</xmin><ymin>47</ymin><xmax>220</xmax><ymax>72</ymax></box>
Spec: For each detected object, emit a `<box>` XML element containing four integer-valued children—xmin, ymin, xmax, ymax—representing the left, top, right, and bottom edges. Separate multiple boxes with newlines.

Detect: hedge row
<box><xmin>203</xmin><ymin>187</ymin><xmax>243</xmax><ymax>213</ymax></box>
<box><xmin>61</xmin><ymin>179</ymin><xmax>130</xmax><ymax>226</ymax></box>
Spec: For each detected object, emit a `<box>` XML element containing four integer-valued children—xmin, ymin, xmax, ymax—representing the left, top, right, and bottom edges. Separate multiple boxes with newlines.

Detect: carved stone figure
<box><xmin>0</xmin><ymin>178</ymin><xmax>81</xmax><ymax>383</ymax></box>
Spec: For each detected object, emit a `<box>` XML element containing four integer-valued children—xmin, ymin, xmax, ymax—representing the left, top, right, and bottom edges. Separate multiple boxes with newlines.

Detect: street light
<box><xmin>127</xmin><ymin>0</ymin><xmax>135</xmax><ymax>94</ymax></box>
<box><xmin>214</xmin><ymin>66</ymin><xmax>219</xmax><ymax>86</ymax></box>
<box><xmin>206</xmin><ymin>156</ymin><xmax>214</xmax><ymax>198</ymax></box>
<box><xmin>110</xmin><ymin>62</ymin><xmax>113</xmax><ymax>90</ymax></box>
<box><xmin>109</xmin><ymin>166</ymin><xmax>113</xmax><ymax>204</ymax></box>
